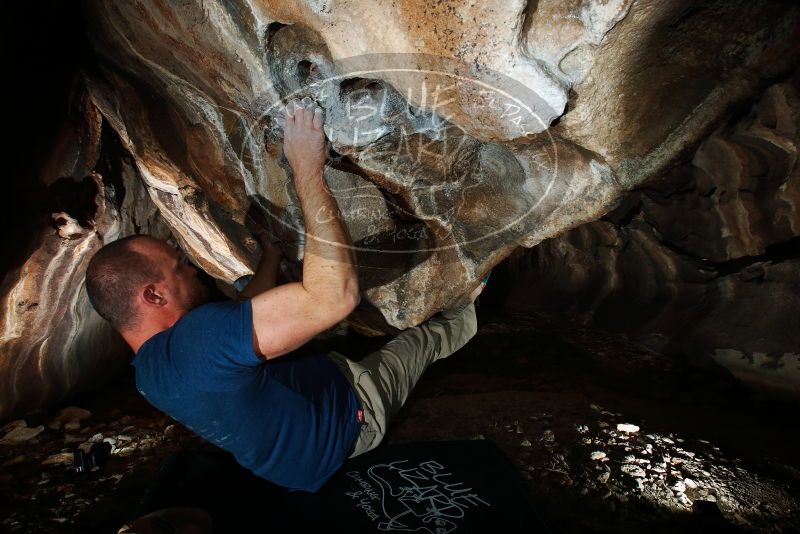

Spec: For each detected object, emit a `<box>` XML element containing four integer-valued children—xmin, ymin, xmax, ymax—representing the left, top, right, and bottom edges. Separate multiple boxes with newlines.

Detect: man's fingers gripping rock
<box><xmin>312</xmin><ymin>106</ymin><xmax>324</xmax><ymax>129</ymax></box>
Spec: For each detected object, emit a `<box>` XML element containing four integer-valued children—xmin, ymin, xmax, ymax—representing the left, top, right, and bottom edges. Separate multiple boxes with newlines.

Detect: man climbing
<box><xmin>85</xmin><ymin>97</ymin><xmax>482</xmax><ymax>495</ymax></box>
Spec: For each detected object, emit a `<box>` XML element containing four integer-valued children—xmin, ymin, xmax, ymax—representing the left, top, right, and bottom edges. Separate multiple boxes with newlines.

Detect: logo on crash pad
<box><xmin>344</xmin><ymin>458</ymin><xmax>490</xmax><ymax>532</ymax></box>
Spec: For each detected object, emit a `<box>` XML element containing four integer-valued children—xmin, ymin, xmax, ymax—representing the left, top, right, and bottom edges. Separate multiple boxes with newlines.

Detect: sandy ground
<box><xmin>1</xmin><ymin>307</ymin><xmax>799</xmax><ymax>533</ymax></box>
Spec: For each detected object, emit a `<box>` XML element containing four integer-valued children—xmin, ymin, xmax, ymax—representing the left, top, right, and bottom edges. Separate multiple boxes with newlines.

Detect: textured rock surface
<box><xmin>79</xmin><ymin>0</ymin><xmax>797</xmax><ymax>329</ymax></box>
<box><xmin>0</xmin><ymin>82</ymin><xmax>173</xmax><ymax>420</ymax></box>
<box><xmin>80</xmin><ymin>0</ymin><xmax>634</xmax><ymax>333</ymax></box>
<box><xmin>503</xmin><ymin>78</ymin><xmax>800</xmax><ymax>397</ymax></box>
<box><xmin>1</xmin><ymin>0</ymin><xmax>799</xmax><ymax>418</ymax></box>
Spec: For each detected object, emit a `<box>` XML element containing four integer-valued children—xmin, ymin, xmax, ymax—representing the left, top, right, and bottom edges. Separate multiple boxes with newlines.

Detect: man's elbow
<box><xmin>305</xmin><ymin>273</ymin><xmax>360</xmax><ymax>318</ymax></box>
<box><xmin>335</xmin><ymin>283</ymin><xmax>360</xmax><ymax>317</ymax></box>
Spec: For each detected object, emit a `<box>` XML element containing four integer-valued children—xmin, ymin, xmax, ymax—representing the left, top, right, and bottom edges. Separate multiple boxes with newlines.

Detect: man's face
<box><xmin>136</xmin><ymin>238</ymin><xmax>210</xmax><ymax>314</ymax></box>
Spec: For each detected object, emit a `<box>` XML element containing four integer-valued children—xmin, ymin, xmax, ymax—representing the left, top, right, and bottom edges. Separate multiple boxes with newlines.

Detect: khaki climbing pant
<box><xmin>327</xmin><ymin>302</ymin><xmax>477</xmax><ymax>458</ymax></box>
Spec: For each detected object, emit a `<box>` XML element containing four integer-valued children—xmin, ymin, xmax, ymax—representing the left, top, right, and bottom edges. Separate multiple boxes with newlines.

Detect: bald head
<box><xmin>85</xmin><ymin>235</ymin><xmax>166</xmax><ymax>330</ymax></box>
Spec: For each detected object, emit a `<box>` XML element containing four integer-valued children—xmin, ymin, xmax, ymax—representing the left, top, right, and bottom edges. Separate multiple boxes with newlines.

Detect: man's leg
<box><xmin>328</xmin><ymin>302</ymin><xmax>477</xmax><ymax>458</ymax></box>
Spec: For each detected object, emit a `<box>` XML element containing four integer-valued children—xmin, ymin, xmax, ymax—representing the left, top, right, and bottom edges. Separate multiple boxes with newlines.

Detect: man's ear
<box><xmin>142</xmin><ymin>284</ymin><xmax>167</xmax><ymax>307</ymax></box>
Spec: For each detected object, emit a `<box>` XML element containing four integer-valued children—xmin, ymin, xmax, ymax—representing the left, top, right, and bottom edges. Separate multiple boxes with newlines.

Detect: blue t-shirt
<box><xmin>132</xmin><ymin>299</ymin><xmax>362</xmax><ymax>492</ymax></box>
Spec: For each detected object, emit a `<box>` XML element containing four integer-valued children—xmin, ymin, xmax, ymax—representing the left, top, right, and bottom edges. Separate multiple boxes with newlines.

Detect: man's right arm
<box><xmin>249</xmin><ymin>98</ymin><xmax>359</xmax><ymax>360</ymax></box>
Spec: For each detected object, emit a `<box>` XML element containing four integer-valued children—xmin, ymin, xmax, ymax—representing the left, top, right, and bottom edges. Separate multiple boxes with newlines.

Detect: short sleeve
<box><xmin>167</xmin><ymin>299</ymin><xmax>264</xmax><ymax>390</ymax></box>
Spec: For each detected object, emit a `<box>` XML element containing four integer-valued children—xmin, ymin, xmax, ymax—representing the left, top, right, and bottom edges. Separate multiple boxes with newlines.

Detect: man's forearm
<box><xmin>295</xmin><ymin>169</ymin><xmax>359</xmax><ymax>305</ymax></box>
<box><xmin>239</xmin><ymin>249</ymin><xmax>280</xmax><ymax>298</ymax></box>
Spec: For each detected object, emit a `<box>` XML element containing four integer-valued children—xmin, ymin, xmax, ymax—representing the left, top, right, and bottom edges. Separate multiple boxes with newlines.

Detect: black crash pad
<box><xmin>135</xmin><ymin>440</ymin><xmax>550</xmax><ymax>533</ymax></box>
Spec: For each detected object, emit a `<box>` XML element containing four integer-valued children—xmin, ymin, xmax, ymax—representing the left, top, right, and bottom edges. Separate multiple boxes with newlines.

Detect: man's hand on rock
<box><xmin>282</xmin><ymin>97</ymin><xmax>326</xmax><ymax>180</ymax></box>
<box><xmin>256</xmin><ymin>232</ymin><xmax>282</xmax><ymax>267</ymax></box>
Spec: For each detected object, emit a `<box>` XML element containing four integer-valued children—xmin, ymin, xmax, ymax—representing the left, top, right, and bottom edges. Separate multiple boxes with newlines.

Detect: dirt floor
<box><xmin>1</xmin><ymin>305</ymin><xmax>799</xmax><ymax>533</ymax></box>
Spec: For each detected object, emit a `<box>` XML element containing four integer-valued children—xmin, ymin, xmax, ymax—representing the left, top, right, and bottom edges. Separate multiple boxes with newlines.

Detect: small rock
<box><xmin>164</xmin><ymin>424</ymin><xmax>176</xmax><ymax>436</ymax></box>
<box><xmin>590</xmin><ymin>403</ymin><xmax>602</xmax><ymax>411</ymax></box>
<box><xmin>579</xmin><ymin>487</ymin><xmax>589</xmax><ymax>496</ymax></box>
<box><xmin>672</xmin><ymin>480</ymin><xmax>686</xmax><ymax>493</ymax></box>
<box><xmin>43</xmin><ymin>452</ymin><xmax>73</xmax><ymax>466</ymax></box>
<box><xmin>590</xmin><ymin>451</ymin><xmax>607</xmax><ymax>460</ymax></box>
<box><xmin>617</xmin><ymin>423</ymin><xmax>640</xmax><ymax>433</ymax></box>
<box><xmin>684</xmin><ymin>478</ymin><xmax>698</xmax><ymax>489</ymax></box>
<box><xmin>88</xmin><ymin>433</ymin><xmax>104</xmax><ymax>443</ymax></box>
<box><xmin>541</xmin><ymin>430</ymin><xmax>555</xmax><ymax>443</ymax></box>
<box><xmin>1</xmin><ymin>420</ymin><xmax>27</xmax><ymax>433</ymax></box>
<box><xmin>116</xmin><ymin>446</ymin><xmax>136</xmax><ymax>456</ymax></box>
<box><xmin>677</xmin><ymin>493</ymin><xmax>692</xmax><ymax>507</ymax></box>
<box><xmin>2</xmin><ymin>455</ymin><xmax>26</xmax><ymax>467</ymax></box>
<box><xmin>1</xmin><ymin>425</ymin><xmax>44</xmax><ymax>445</ymax></box>
<box><xmin>63</xmin><ymin>421</ymin><xmax>81</xmax><ymax>432</ymax></box>
<box><xmin>78</xmin><ymin>440</ymin><xmax>95</xmax><ymax>453</ymax></box>
<box><xmin>597</xmin><ymin>471</ymin><xmax>610</xmax><ymax>484</ymax></box>
<box><xmin>598</xmin><ymin>421</ymin><xmax>609</xmax><ymax>428</ymax></box>
<box><xmin>116</xmin><ymin>434</ymin><xmax>133</xmax><ymax>442</ymax></box>
<box><xmin>575</xmin><ymin>424</ymin><xmax>589</xmax><ymax>434</ymax></box>
<box><xmin>520</xmin><ymin>439</ymin><xmax>532</xmax><ymax>448</ymax></box>
<box><xmin>621</xmin><ymin>464</ymin><xmax>646</xmax><ymax>478</ymax></box>
<box><xmin>48</xmin><ymin>407</ymin><xmax>91</xmax><ymax>430</ymax></box>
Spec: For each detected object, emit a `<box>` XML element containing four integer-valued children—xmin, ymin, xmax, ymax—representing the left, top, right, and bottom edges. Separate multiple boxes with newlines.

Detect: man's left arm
<box><xmin>239</xmin><ymin>236</ymin><xmax>282</xmax><ymax>299</ymax></box>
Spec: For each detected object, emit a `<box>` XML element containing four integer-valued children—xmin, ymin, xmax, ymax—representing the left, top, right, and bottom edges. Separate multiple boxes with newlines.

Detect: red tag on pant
<box><xmin>356</xmin><ymin>409</ymin><xmax>365</xmax><ymax>424</ymax></box>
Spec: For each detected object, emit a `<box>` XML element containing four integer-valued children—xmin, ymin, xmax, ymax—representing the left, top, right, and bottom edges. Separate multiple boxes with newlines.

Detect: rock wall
<box><xmin>1</xmin><ymin>0</ymin><xmax>798</xmax><ymax>418</ymax></box>
<box><xmin>504</xmin><ymin>78</ymin><xmax>800</xmax><ymax>397</ymax></box>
